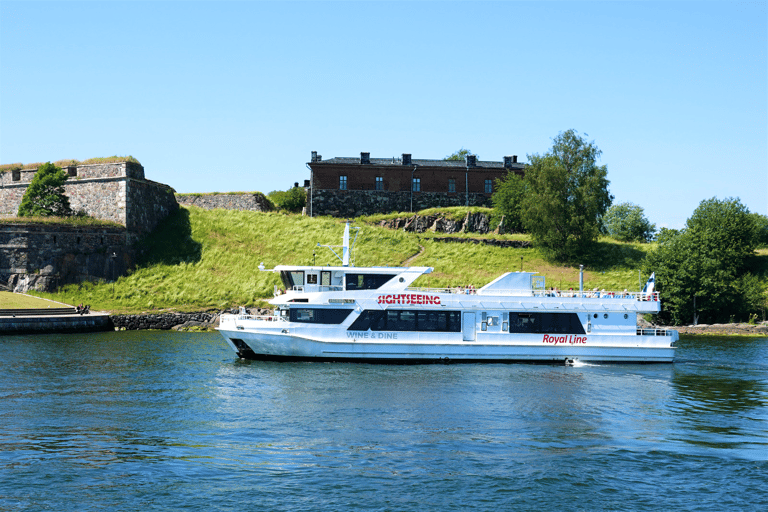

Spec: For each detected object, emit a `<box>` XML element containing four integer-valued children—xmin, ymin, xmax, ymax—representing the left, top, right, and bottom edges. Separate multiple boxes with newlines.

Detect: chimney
<box><xmin>402</xmin><ymin>153</ymin><xmax>412</xmax><ymax>165</ymax></box>
<box><xmin>513</xmin><ymin>155</ymin><xmax>518</xmax><ymax>163</ymax></box>
<box><xmin>503</xmin><ymin>156</ymin><xmax>512</xmax><ymax>169</ymax></box>
<box><xmin>361</xmin><ymin>152</ymin><xmax>370</xmax><ymax>164</ymax></box>
<box><xmin>294</xmin><ymin>182</ymin><xmax>299</xmax><ymax>188</ymax></box>
<box><xmin>311</xmin><ymin>151</ymin><xmax>317</xmax><ymax>162</ymax></box>
<box><xmin>466</xmin><ymin>154</ymin><xmax>477</xmax><ymax>167</ymax></box>
<box><xmin>303</xmin><ymin>179</ymin><xmax>310</xmax><ymax>188</ymax></box>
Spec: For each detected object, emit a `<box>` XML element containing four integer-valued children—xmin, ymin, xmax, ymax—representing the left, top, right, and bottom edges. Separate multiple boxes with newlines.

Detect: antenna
<box><xmin>317</xmin><ymin>221</ymin><xmax>360</xmax><ymax>267</ymax></box>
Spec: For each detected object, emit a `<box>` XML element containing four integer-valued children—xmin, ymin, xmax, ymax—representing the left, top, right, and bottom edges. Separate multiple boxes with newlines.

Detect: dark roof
<box><xmin>309</xmin><ymin>156</ymin><xmax>525</xmax><ymax>170</ymax></box>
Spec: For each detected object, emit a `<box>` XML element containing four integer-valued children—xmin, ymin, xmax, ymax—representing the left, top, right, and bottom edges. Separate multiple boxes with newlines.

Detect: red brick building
<box><xmin>306</xmin><ymin>151</ymin><xmax>524</xmax><ymax>217</ymax></box>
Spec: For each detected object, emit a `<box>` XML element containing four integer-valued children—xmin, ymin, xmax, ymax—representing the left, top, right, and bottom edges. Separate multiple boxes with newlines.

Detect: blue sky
<box><xmin>1</xmin><ymin>1</ymin><xmax>766</xmax><ymax>229</ymax></box>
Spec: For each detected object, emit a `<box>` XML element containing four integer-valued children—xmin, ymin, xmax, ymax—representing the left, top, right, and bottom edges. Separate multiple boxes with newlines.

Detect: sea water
<box><xmin>1</xmin><ymin>331</ymin><xmax>766</xmax><ymax>511</ymax></box>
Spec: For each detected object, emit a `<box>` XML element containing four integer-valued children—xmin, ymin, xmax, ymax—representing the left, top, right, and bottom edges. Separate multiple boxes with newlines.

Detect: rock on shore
<box><xmin>110</xmin><ymin>308</ymin><xmax>271</xmax><ymax>331</ymax></box>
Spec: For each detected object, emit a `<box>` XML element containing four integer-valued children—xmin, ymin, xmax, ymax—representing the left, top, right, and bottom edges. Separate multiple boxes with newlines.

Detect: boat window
<box><xmin>508</xmin><ymin>312</ymin><xmax>585</xmax><ymax>334</ymax></box>
<box><xmin>290</xmin><ymin>308</ymin><xmax>352</xmax><ymax>324</ymax></box>
<box><xmin>348</xmin><ymin>310</ymin><xmax>461</xmax><ymax>332</ymax></box>
<box><xmin>345</xmin><ymin>273</ymin><xmax>396</xmax><ymax>290</ymax></box>
<box><xmin>280</xmin><ymin>270</ymin><xmax>305</xmax><ymax>289</ymax></box>
<box><xmin>321</xmin><ymin>271</ymin><xmax>331</xmax><ymax>286</ymax></box>
<box><xmin>307</xmin><ymin>274</ymin><xmax>318</xmax><ymax>285</ymax></box>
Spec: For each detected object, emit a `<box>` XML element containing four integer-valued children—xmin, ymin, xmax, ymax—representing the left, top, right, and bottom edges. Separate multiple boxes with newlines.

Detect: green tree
<box><xmin>520</xmin><ymin>130</ymin><xmax>612</xmax><ymax>261</ymax></box>
<box><xmin>17</xmin><ymin>162</ymin><xmax>72</xmax><ymax>217</ymax></box>
<box><xmin>604</xmin><ymin>202</ymin><xmax>656</xmax><ymax>242</ymax></box>
<box><xmin>643</xmin><ymin>197</ymin><xmax>763</xmax><ymax>325</ymax></box>
<box><xmin>268</xmin><ymin>185</ymin><xmax>306</xmax><ymax>213</ymax></box>
<box><xmin>491</xmin><ymin>171</ymin><xmax>527</xmax><ymax>232</ymax></box>
<box><xmin>749</xmin><ymin>212</ymin><xmax>768</xmax><ymax>247</ymax></box>
<box><xmin>444</xmin><ymin>148</ymin><xmax>475</xmax><ymax>161</ymax></box>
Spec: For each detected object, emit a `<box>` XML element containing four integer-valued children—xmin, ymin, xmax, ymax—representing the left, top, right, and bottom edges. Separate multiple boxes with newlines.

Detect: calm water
<box><xmin>1</xmin><ymin>332</ymin><xmax>766</xmax><ymax>511</ymax></box>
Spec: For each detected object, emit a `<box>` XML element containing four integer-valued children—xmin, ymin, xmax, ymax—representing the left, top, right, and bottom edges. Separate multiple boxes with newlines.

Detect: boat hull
<box><xmin>218</xmin><ymin>327</ymin><xmax>676</xmax><ymax>364</ymax></box>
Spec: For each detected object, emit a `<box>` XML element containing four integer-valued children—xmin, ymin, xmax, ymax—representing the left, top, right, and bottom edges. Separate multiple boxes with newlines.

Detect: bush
<box><xmin>268</xmin><ymin>186</ymin><xmax>306</xmax><ymax>213</ymax></box>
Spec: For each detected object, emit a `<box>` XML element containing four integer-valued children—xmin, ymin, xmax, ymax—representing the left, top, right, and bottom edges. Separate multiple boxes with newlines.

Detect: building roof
<box><xmin>309</xmin><ymin>155</ymin><xmax>525</xmax><ymax>170</ymax></box>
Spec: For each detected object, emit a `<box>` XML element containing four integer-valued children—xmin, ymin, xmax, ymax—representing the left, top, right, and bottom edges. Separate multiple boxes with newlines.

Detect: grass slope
<box><xmin>29</xmin><ymin>206</ymin><xmax>768</xmax><ymax>314</ymax></box>
<box><xmin>0</xmin><ymin>292</ymin><xmax>67</xmax><ymax>309</ymax></box>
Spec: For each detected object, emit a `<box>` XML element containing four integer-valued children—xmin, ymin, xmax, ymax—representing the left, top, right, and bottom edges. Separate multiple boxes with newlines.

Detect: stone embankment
<box><xmin>110</xmin><ymin>308</ymin><xmax>271</xmax><ymax>331</ymax></box>
<box><xmin>638</xmin><ymin>316</ymin><xmax>768</xmax><ymax>336</ymax></box>
<box><xmin>675</xmin><ymin>322</ymin><xmax>768</xmax><ymax>336</ymax></box>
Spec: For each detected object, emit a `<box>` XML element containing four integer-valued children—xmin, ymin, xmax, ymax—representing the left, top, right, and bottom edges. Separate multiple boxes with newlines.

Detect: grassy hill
<box><xmin>26</xmin><ymin>206</ymin><xmax>703</xmax><ymax>314</ymax></box>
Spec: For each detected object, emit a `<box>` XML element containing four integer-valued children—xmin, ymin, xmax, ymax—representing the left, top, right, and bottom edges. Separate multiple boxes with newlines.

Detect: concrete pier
<box><xmin>0</xmin><ymin>311</ymin><xmax>112</xmax><ymax>335</ymax></box>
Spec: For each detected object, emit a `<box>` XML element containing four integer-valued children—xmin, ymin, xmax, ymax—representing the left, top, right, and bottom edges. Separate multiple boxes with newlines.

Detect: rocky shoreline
<box><xmin>110</xmin><ymin>308</ymin><xmax>270</xmax><ymax>331</ymax></box>
<box><xmin>673</xmin><ymin>322</ymin><xmax>768</xmax><ymax>336</ymax></box>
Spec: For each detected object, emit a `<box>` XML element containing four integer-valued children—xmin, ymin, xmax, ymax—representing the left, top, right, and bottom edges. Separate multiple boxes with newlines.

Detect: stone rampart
<box><xmin>175</xmin><ymin>193</ymin><xmax>273</xmax><ymax>212</ymax></box>
<box><xmin>0</xmin><ymin>162</ymin><xmax>176</xmax><ymax>235</ymax></box>
<box><xmin>0</xmin><ymin>223</ymin><xmax>131</xmax><ymax>293</ymax></box>
<box><xmin>311</xmin><ymin>189</ymin><xmax>493</xmax><ymax>218</ymax></box>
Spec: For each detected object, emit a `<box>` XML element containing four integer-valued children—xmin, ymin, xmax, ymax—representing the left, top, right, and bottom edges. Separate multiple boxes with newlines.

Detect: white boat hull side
<box><xmin>218</xmin><ymin>329</ymin><xmax>676</xmax><ymax>363</ymax></box>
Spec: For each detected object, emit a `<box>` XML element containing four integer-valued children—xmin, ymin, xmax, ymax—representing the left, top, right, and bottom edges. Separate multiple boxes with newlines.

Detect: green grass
<box><xmin>2</xmin><ymin>216</ymin><xmax>124</xmax><ymax>228</ymax></box>
<box><xmin>0</xmin><ymin>291</ymin><xmax>68</xmax><ymax>309</ymax></box>
<box><xmin>0</xmin><ymin>156</ymin><xmax>141</xmax><ymax>173</ymax></box>
<box><xmin>29</xmin><ymin>207</ymin><xmax>767</xmax><ymax>314</ymax></box>
<box><xmin>359</xmin><ymin>206</ymin><xmax>494</xmax><ymax>224</ymax></box>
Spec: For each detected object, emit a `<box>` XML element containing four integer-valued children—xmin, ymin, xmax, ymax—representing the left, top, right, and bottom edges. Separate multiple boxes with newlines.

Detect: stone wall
<box><xmin>111</xmin><ymin>311</ymin><xmax>219</xmax><ymax>330</ymax></box>
<box><xmin>126</xmin><ymin>179</ymin><xmax>179</xmax><ymax>237</ymax></box>
<box><xmin>0</xmin><ymin>162</ymin><xmax>176</xmax><ymax>236</ymax></box>
<box><xmin>311</xmin><ymin>190</ymin><xmax>493</xmax><ymax>218</ymax></box>
<box><xmin>176</xmin><ymin>192</ymin><xmax>273</xmax><ymax>212</ymax></box>
<box><xmin>0</xmin><ymin>223</ymin><xmax>131</xmax><ymax>293</ymax></box>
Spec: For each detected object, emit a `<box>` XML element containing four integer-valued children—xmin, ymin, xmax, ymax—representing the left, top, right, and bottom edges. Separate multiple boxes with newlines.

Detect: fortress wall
<box><xmin>126</xmin><ymin>179</ymin><xmax>178</xmax><ymax>235</ymax></box>
<box><xmin>175</xmin><ymin>192</ymin><xmax>273</xmax><ymax>212</ymax></box>
<box><xmin>0</xmin><ymin>223</ymin><xmax>131</xmax><ymax>293</ymax></box>
<box><xmin>0</xmin><ymin>162</ymin><xmax>176</xmax><ymax>234</ymax></box>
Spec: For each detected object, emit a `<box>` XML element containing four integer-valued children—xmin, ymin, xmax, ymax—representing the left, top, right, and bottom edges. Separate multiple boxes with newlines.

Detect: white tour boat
<box><xmin>218</xmin><ymin>223</ymin><xmax>677</xmax><ymax>364</ymax></box>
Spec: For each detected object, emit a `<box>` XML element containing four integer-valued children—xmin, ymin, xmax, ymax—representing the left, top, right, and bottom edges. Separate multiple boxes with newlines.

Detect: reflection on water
<box><xmin>0</xmin><ymin>331</ymin><xmax>767</xmax><ymax>511</ymax></box>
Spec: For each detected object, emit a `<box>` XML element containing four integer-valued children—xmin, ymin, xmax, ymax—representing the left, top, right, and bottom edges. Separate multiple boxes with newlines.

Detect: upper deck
<box><xmin>266</xmin><ymin>265</ymin><xmax>659</xmax><ymax>309</ymax></box>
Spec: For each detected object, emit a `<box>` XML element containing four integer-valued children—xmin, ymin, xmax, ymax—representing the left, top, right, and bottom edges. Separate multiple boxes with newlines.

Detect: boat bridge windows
<box><xmin>345</xmin><ymin>273</ymin><xmax>396</xmax><ymax>291</ymax></box>
<box><xmin>289</xmin><ymin>308</ymin><xmax>353</xmax><ymax>324</ymax></box>
<box><xmin>509</xmin><ymin>312</ymin><xmax>585</xmax><ymax>335</ymax></box>
<box><xmin>280</xmin><ymin>270</ymin><xmax>305</xmax><ymax>290</ymax></box>
<box><xmin>349</xmin><ymin>309</ymin><xmax>461</xmax><ymax>332</ymax></box>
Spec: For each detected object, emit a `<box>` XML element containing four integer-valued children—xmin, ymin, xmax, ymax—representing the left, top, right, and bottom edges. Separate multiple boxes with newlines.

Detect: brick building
<box><xmin>306</xmin><ymin>151</ymin><xmax>524</xmax><ymax>217</ymax></box>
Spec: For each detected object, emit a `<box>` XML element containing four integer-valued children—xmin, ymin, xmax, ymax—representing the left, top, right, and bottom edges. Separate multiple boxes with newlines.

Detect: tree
<box><xmin>604</xmin><ymin>202</ymin><xmax>656</xmax><ymax>242</ymax></box>
<box><xmin>268</xmin><ymin>185</ymin><xmax>306</xmax><ymax>213</ymax></box>
<box><xmin>491</xmin><ymin>171</ymin><xmax>527</xmax><ymax>232</ymax></box>
<box><xmin>444</xmin><ymin>148</ymin><xmax>475</xmax><ymax>161</ymax></box>
<box><xmin>17</xmin><ymin>162</ymin><xmax>72</xmax><ymax>217</ymax></box>
<box><xmin>643</xmin><ymin>197</ymin><xmax>763</xmax><ymax>325</ymax></box>
<box><xmin>749</xmin><ymin>212</ymin><xmax>768</xmax><ymax>247</ymax></box>
<box><xmin>520</xmin><ymin>130</ymin><xmax>612</xmax><ymax>261</ymax></box>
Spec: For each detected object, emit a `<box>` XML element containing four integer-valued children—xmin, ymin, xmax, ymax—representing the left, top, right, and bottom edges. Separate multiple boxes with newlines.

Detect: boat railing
<box><xmin>636</xmin><ymin>328</ymin><xmax>674</xmax><ymax>336</ymax></box>
<box><xmin>236</xmin><ymin>314</ymin><xmax>285</xmax><ymax>322</ymax></box>
<box><xmin>318</xmin><ymin>285</ymin><xmax>344</xmax><ymax>292</ymax></box>
<box><xmin>405</xmin><ymin>287</ymin><xmax>660</xmax><ymax>301</ymax></box>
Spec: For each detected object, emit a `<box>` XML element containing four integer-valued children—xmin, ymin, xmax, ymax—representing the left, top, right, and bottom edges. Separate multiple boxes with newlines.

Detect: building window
<box><xmin>340</xmin><ymin>175</ymin><xmax>347</xmax><ymax>190</ymax></box>
<box><xmin>448</xmin><ymin>178</ymin><xmax>456</xmax><ymax>193</ymax></box>
<box><xmin>484</xmin><ymin>179</ymin><xmax>493</xmax><ymax>193</ymax></box>
<box><xmin>412</xmin><ymin>178</ymin><xmax>421</xmax><ymax>192</ymax></box>
<box><xmin>375</xmin><ymin>176</ymin><xmax>383</xmax><ymax>190</ymax></box>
